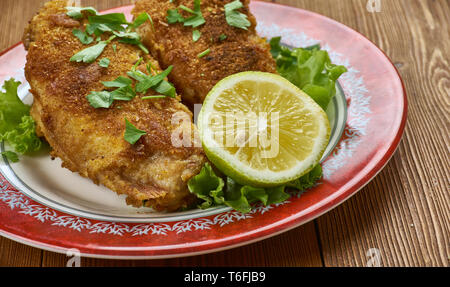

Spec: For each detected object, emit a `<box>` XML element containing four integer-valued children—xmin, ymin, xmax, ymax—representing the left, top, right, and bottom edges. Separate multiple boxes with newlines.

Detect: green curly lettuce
<box><xmin>187</xmin><ymin>163</ymin><xmax>225</xmax><ymax>209</ymax></box>
<box><xmin>0</xmin><ymin>78</ymin><xmax>42</xmax><ymax>161</ymax></box>
<box><xmin>270</xmin><ymin>36</ymin><xmax>347</xmax><ymax>110</ymax></box>
<box><xmin>188</xmin><ymin>163</ymin><xmax>322</xmax><ymax>213</ymax></box>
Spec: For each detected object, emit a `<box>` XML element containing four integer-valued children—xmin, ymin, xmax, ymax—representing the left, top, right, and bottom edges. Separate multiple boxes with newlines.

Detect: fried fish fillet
<box><xmin>132</xmin><ymin>0</ymin><xmax>277</xmax><ymax>107</ymax></box>
<box><xmin>23</xmin><ymin>0</ymin><xmax>206</xmax><ymax>211</ymax></box>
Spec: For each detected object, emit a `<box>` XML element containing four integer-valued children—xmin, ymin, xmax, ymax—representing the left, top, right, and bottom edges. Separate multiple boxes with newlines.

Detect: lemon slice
<box><xmin>198</xmin><ymin>72</ymin><xmax>330</xmax><ymax>187</ymax></box>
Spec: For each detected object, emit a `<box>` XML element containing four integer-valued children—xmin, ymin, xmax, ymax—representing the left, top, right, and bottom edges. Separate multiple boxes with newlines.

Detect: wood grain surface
<box><xmin>0</xmin><ymin>0</ymin><xmax>448</xmax><ymax>267</ymax></box>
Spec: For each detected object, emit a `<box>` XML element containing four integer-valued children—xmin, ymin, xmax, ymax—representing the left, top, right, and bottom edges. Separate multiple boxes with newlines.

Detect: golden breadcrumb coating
<box><xmin>132</xmin><ymin>0</ymin><xmax>277</xmax><ymax>107</ymax></box>
<box><xmin>24</xmin><ymin>0</ymin><xmax>206</xmax><ymax>211</ymax></box>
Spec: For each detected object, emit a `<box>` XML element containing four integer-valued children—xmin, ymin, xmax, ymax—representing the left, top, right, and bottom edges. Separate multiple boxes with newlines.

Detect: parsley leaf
<box><xmin>110</xmin><ymin>86</ymin><xmax>136</xmax><ymax>101</ymax></box>
<box><xmin>133</xmin><ymin>12</ymin><xmax>153</xmax><ymax>29</ymax></box>
<box><xmin>66</xmin><ymin>6</ymin><xmax>98</xmax><ymax>19</ymax></box>
<box><xmin>87</xmin><ymin>75</ymin><xmax>137</xmax><ymax>109</ymax></box>
<box><xmin>70</xmin><ymin>41</ymin><xmax>108</xmax><ymax>63</ymax></box>
<box><xmin>68</xmin><ymin>7</ymin><xmax>149</xmax><ymax>60</ymax></box>
<box><xmin>219</xmin><ymin>34</ymin><xmax>227</xmax><ymax>41</ymax></box>
<box><xmin>102</xmin><ymin>76</ymin><xmax>133</xmax><ymax>88</ymax></box>
<box><xmin>128</xmin><ymin>65</ymin><xmax>175</xmax><ymax>98</ymax></box>
<box><xmin>86</xmin><ymin>91</ymin><xmax>114</xmax><ymax>108</ymax></box>
<box><xmin>72</xmin><ymin>29</ymin><xmax>94</xmax><ymax>44</ymax></box>
<box><xmin>85</xmin><ymin>23</ymin><xmax>124</xmax><ymax>36</ymax></box>
<box><xmin>197</xmin><ymin>48</ymin><xmax>210</xmax><ymax>58</ymax></box>
<box><xmin>134</xmin><ymin>65</ymin><xmax>172</xmax><ymax>93</ymax></box>
<box><xmin>153</xmin><ymin>80</ymin><xmax>176</xmax><ymax>98</ymax></box>
<box><xmin>99</xmin><ymin>58</ymin><xmax>110</xmax><ymax>68</ymax></box>
<box><xmin>225</xmin><ymin>0</ymin><xmax>251</xmax><ymax>30</ymax></box>
<box><xmin>167</xmin><ymin>9</ymin><xmax>185</xmax><ymax>24</ymax></box>
<box><xmin>166</xmin><ymin>0</ymin><xmax>205</xmax><ymax>28</ymax></box>
<box><xmin>88</xmin><ymin>60</ymin><xmax>176</xmax><ymax>109</ymax></box>
<box><xmin>124</xmin><ymin>118</ymin><xmax>146</xmax><ymax>145</ymax></box>
<box><xmin>113</xmin><ymin>31</ymin><xmax>141</xmax><ymax>41</ymax></box>
<box><xmin>141</xmin><ymin>95</ymin><xmax>167</xmax><ymax>100</ymax></box>
<box><xmin>193</xmin><ymin>30</ymin><xmax>201</xmax><ymax>42</ymax></box>
<box><xmin>88</xmin><ymin>13</ymin><xmax>128</xmax><ymax>25</ymax></box>
<box><xmin>85</xmin><ymin>20</ymin><xmax>127</xmax><ymax>37</ymax></box>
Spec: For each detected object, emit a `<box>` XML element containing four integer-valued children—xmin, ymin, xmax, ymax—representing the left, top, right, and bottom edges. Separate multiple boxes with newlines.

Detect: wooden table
<box><xmin>0</xmin><ymin>0</ymin><xmax>448</xmax><ymax>267</ymax></box>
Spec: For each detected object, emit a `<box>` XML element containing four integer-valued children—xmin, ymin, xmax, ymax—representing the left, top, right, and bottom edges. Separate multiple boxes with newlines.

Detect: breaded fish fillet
<box><xmin>24</xmin><ymin>0</ymin><xmax>206</xmax><ymax>211</ymax></box>
<box><xmin>132</xmin><ymin>0</ymin><xmax>277</xmax><ymax>107</ymax></box>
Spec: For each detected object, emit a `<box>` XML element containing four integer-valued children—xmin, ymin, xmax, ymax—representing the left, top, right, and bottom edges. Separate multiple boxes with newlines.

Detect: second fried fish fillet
<box><xmin>132</xmin><ymin>0</ymin><xmax>277</xmax><ymax>107</ymax></box>
<box><xmin>24</xmin><ymin>0</ymin><xmax>206</xmax><ymax>211</ymax></box>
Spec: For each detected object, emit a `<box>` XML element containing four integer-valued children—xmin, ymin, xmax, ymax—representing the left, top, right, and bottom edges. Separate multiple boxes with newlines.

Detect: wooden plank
<box><xmin>271</xmin><ymin>0</ymin><xmax>449</xmax><ymax>267</ymax></box>
<box><xmin>0</xmin><ymin>236</ymin><xmax>42</xmax><ymax>267</ymax></box>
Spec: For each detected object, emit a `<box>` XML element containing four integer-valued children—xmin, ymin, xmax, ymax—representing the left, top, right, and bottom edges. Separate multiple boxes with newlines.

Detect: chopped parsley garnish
<box><xmin>124</xmin><ymin>118</ymin><xmax>146</xmax><ymax>145</ymax></box>
<box><xmin>72</xmin><ymin>29</ymin><xmax>94</xmax><ymax>44</ymax></box>
<box><xmin>87</xmin><ymin>74</ymin><xmax>136</xmax><ymax>109</ymax></box>
<box><xmin>66</xmin><ymin>6</ymin><xmax>98</xmax><ymax>19</ymax></box>
<box><xmin>166</xmin><ymin>0</ymin><xmax>205</xmax><ymax>28</ymax></box>
<box><xmin>109</xmin><ymin>85</ymin><xmax>136</xmax><ymax>101</ymax></box>
<box><xmin>141</xmin><ymin>95</ymin><xmax>167</xmax><ymax>100</ymax></box>
<box><xmin>86</xmin><ymin>91</ymin><xmax>114</xmax><ymax>108</ymax></box>
<box><xmin>98</xmin><ymin>58</ymin><xmax>110</xmax><ymax>68</ymax></box>
<box><xmin>86</xmin><ymin>61</ymin><xmax>175</xmax><ymax>109</ymax></box>
<box><xmin>88</xmin><ymin>13</ymin><xmax>129</xmax><ymax>27</ymax></box>
<box><xmin>132</xmin><ymin>12</ymin><xmax>153</xmax><ymax>29</ymax></box>
<box><xmin>70</xmin><ymin>37</ymin><xmax>112</xmax><ymax>63</ymax></box>
<box><xmin>197</xmin><ymin>48</ymin><xmax>211</xmax><ymax>58</ymax></box>
<box><xmin>127</xmin><ymin>65</ymin><xmax>175</xmax><ymax>97</ymax></box>
<box><xmin>102</xmin><ymin>76</ymin><xmax>133</xmax><ymax>88</ymax></box>
<box><xmin>193</xmin><ymin>30</ymin><xmax>201</xmax><ymax>42</ymax></box>
<box><xmin>219</xmin><ymin>34</ymin><xmax>227</xmax><ymax>41</ymax></box>
<box><xmin>167</xmin><ymin>9</ymin><xmax>185</xmax><ymax>24</ymax></box>
<box><xmin>67</xmin><ymin>7</ymin><xmax>153</xmax><ymax>63</ymax></box>
<box><xmin>224</xmin><ymin>0</ymin><xmax>251</xmax><ymax>30</ymax></box>
<box><xmin>113</xmin><ymin>31</ymin><xmax>141</xmax><ymax>41</ymax></box>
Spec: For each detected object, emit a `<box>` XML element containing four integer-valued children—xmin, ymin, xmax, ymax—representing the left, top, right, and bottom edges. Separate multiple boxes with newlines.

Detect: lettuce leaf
<box><xmin>188</xmin><ymin>163</ymin><xmax>322</xmax><ymax>213</ymax></box>
<box><xmin>0</xmin><ymin>78</ymin><xmax>42</xmax><ymax>160</ymax></box>
<box><xmin>270</xmin><ymin>37</ymin><xmax>347</xmax><ymax>110</ymax></box>
<box><xmin>287</xmin><ymin>165</ymin><xmax>323</xmax><ymax>191</ymax></box>
<box><xmin>188</xmin><ymin>163</ymin><xmax>225</xmax><ymax>209</ymax></box>
<box><xmin>1</xmin><ymin>151</ymin><xmax>19</xmax><ymax>163</ymax></box>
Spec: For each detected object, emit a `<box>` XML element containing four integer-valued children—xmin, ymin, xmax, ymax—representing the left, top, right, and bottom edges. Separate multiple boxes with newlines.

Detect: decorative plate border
<box><xmin>1</xmin><ymin>171</ymin><xmax>292</xmax><ymax>236</ymax></box>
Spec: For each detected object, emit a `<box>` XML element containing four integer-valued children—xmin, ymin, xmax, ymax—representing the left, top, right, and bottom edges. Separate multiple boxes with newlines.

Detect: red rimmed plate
<box><xmin>0</xmin><ymin>1</ymin><xmax>407</xmax><ymax>259</ymax></box>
